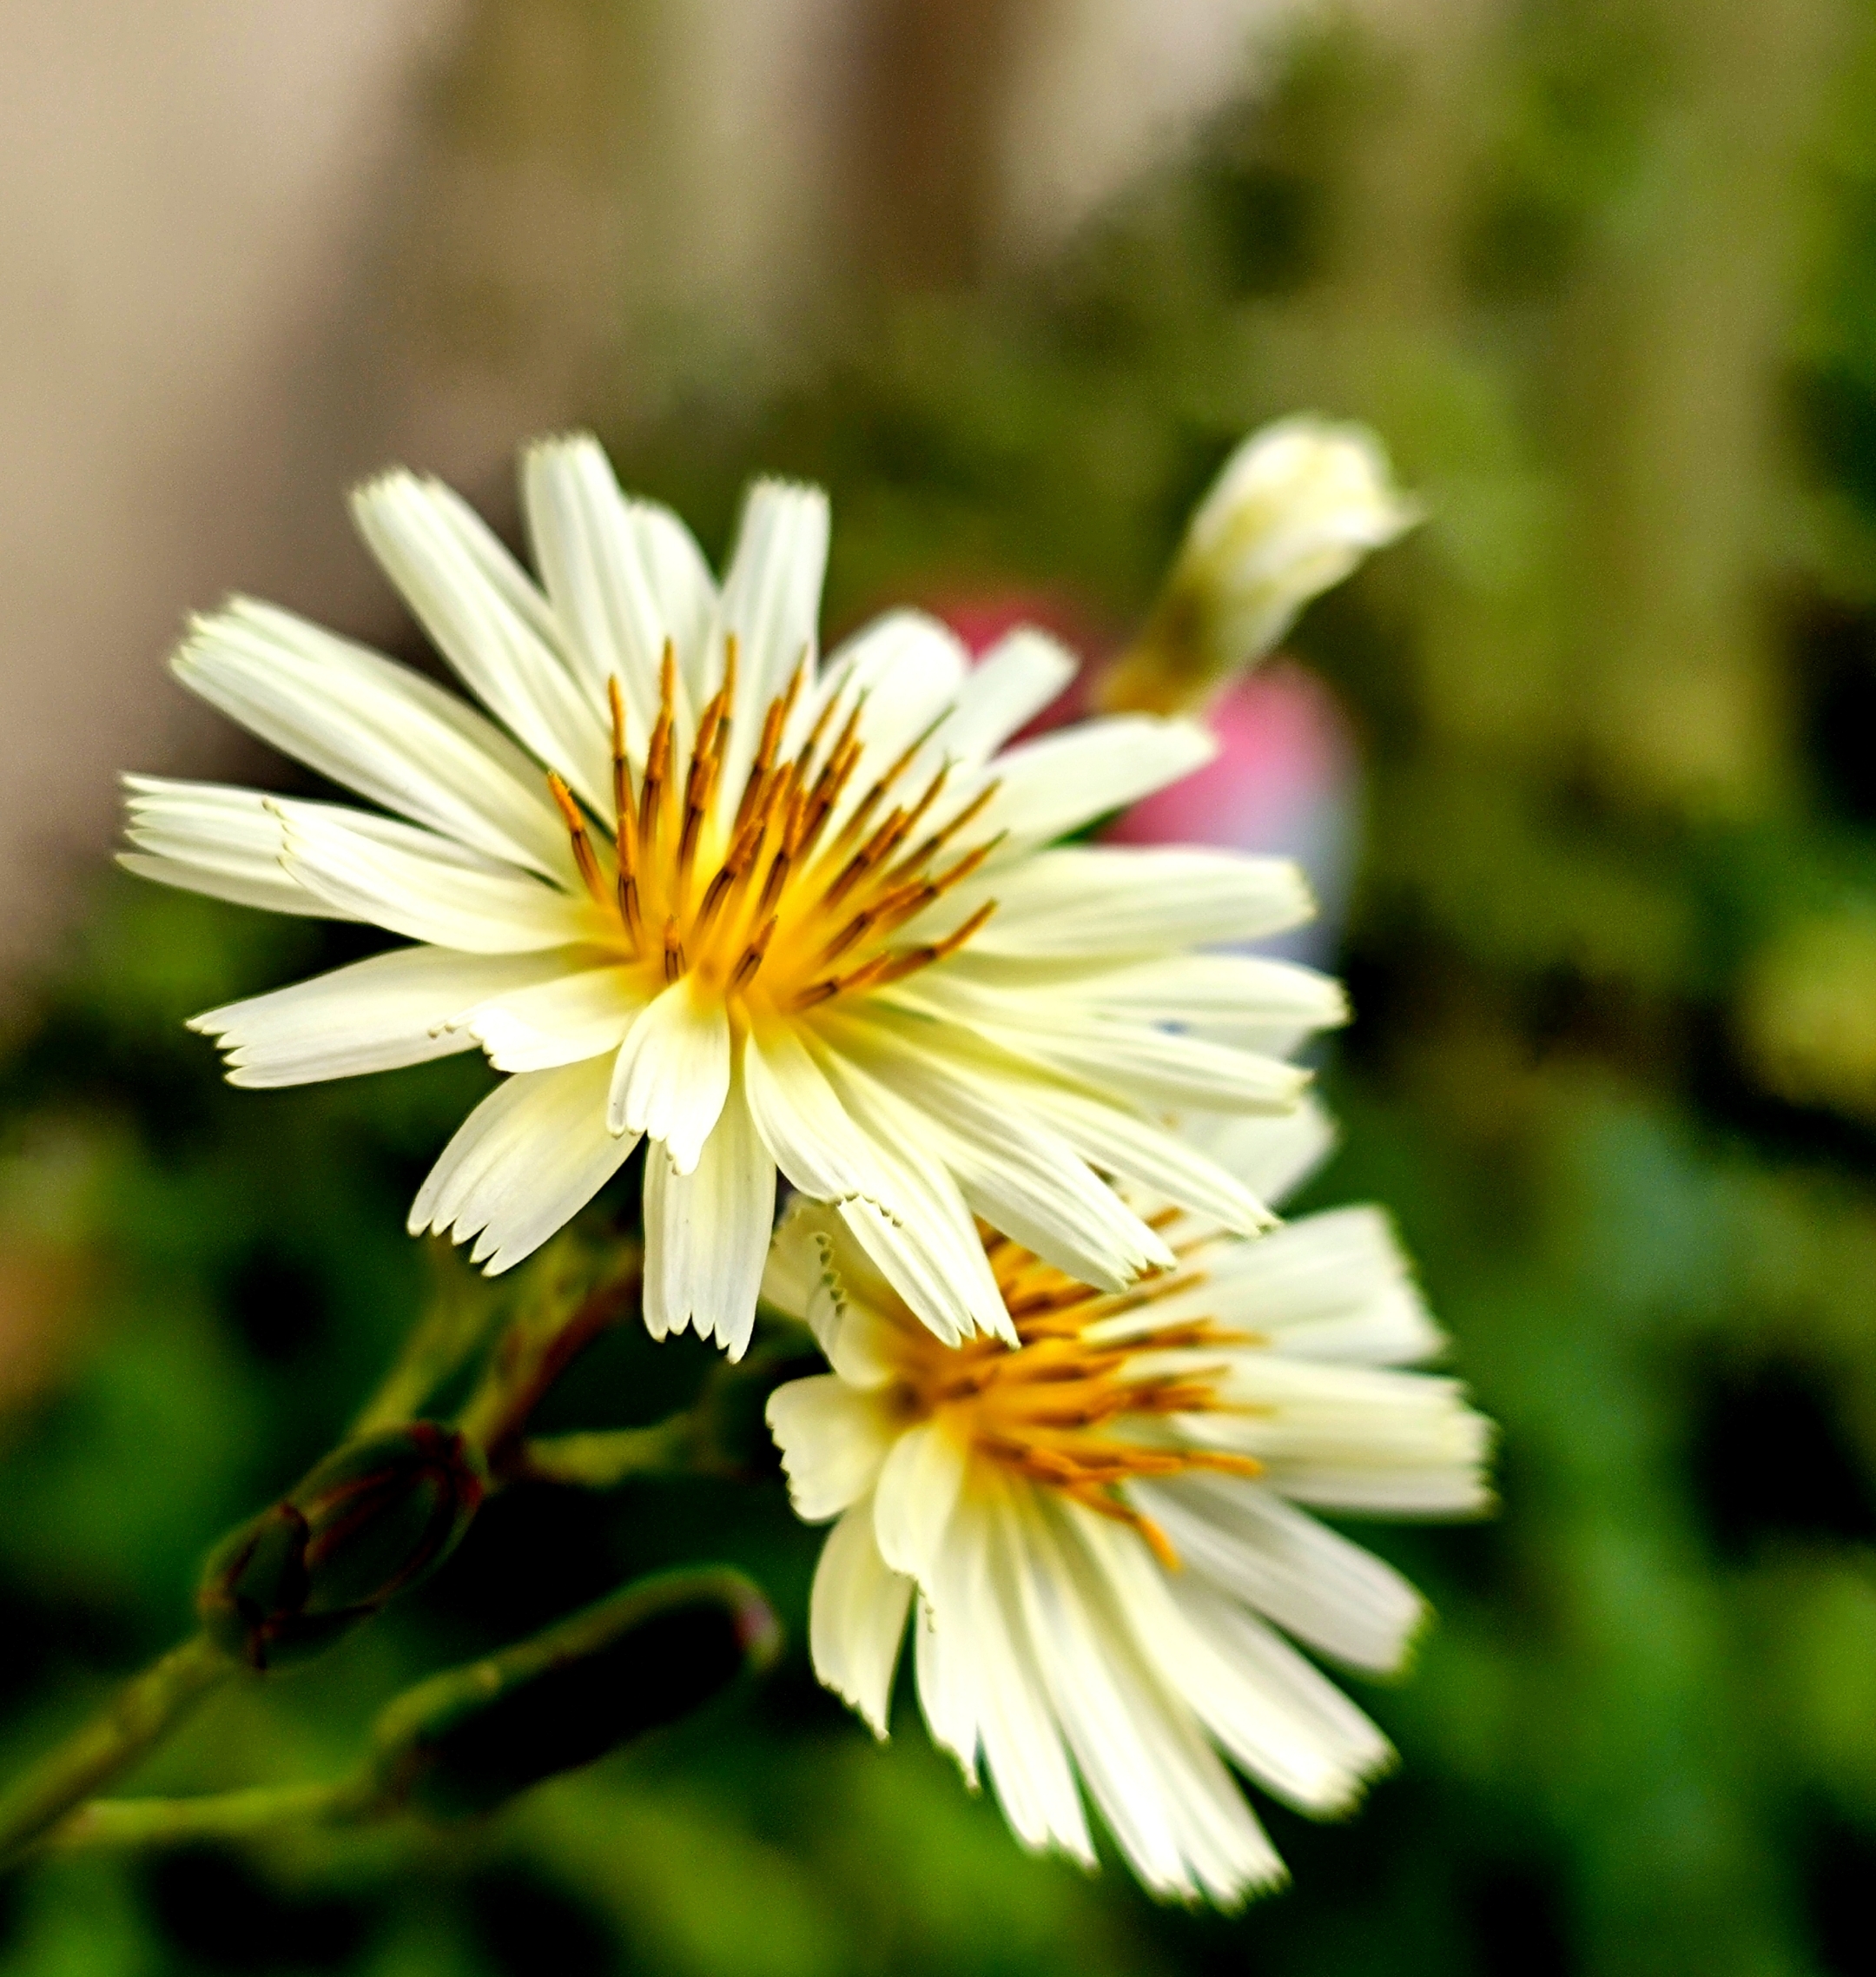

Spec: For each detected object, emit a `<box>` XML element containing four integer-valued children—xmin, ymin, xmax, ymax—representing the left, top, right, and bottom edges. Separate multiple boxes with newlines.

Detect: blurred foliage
<box><xmin>9</xmin><ymin>1</ymin><xmax>1876</xmax><ymax>1972</ymax></box>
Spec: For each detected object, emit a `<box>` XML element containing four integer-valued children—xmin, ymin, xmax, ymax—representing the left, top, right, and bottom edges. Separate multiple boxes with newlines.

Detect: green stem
<box><xmin>45</xmin><ymin>1777</ymin><xmax>369</xmax><ymax>1855</ymax></box>
<box><xmin>353</xmin><ymin>1245</ymin><xmax>508</xmax><ymax>1434</ymax></box>
<box><xmin>459</xmin><ymin>1260</ymin><xmax>642</xmax><ymax>1467</ymax></box>
<box><xmin>0</xmin><ymin>1635</ymin><xmax>233</xmax><ymax>1868</ymax></box>
<box><xmin>517</xmin><ymin>1416</ymin><xmax>701</xmax><ymax>1487</ymax></box>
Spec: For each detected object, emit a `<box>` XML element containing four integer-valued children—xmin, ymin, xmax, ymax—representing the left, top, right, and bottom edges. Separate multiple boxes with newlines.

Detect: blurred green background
<box><xmin>8</xmin><ymin>1</ymin><xmax>1876</xmax><ymax>1972</ymax></box>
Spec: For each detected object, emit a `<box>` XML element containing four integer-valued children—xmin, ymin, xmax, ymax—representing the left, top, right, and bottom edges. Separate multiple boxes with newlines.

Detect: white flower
<box><xmin>764</xmin><ymin>1102</ymin><xmax>1491</xmax><ymax>1906</ymax></box>
<box><xmin>1102</xmin><ymin>416</ymin><xmax>1419</xmax><ymax>716</ymax></box>
<box><xmin>123</xmin><ymin>435</ymin><xmax>1348</xmax><ymax>1355</ymax></box>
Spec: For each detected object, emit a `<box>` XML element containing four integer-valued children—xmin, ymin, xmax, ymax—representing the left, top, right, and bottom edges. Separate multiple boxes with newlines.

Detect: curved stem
<box><xmin>0</xmin><ymin>1635</ymin><xmax>233</xmax><ymax>1868</ymax></box>
<box><xmin>459</xmin><ymin>1258</ymin><xmax>643</xmax><ymax>1470</ymax></box>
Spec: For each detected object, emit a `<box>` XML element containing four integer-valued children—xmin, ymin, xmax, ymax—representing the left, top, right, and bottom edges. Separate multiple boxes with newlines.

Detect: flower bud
<box><xmin>1100</xmin><ymin>416</ymin><xmax>1419</xmax><ymax>716</ymax></box>
<box><xmin>372</xmin><ymin>1568</ymin><xmax>780</xmax><ymax>1819</ymax></box>
<box><xmin>198</xmin><ymin>1423</ymin><xmax>486</xmax><ymax>1670</ymax></box>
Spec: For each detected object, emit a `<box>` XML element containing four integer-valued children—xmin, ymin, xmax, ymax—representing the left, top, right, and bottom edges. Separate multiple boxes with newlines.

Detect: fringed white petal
<box><xmin>121</xmin><ymin>778</ymin><xmax>352</xmax><ymax>920</ymax></box>
<box><xmin>1016</xmin><ymin>1492</ymin><xmax>1284</xmax><ymax>1905</ymax></box>
<box><xmin>641</xmin><ymin>1073</ymin><xmax>775</xmax><ymax>1357</ymax></box>
<box><xmin>1054</xmin><ymin>954</ymin><xmax>1348</xmax><ymax>1039</ymax></box>
<box><xmin>275</xmin><ymin>803</ymin><xmax>604</xmax><ymax>955</ymax></box>
<box><xmin>172</xmin><ymin>598</ymin><xmax>571</xmax><ymax>878</ymax></box>
<box><xmin>871</xmin><ymin>1419</ymin><xmax>967</xmax><ymax>1585</ymax></box>
<box><xmin>1179</xmin><ymin>1100</ymin><xmax>1338</xmax><ymax>1214</ymax></box>
<box><xmin>907</xmin><ymin>975</ymin><xmax>1309</xmax><ymax>1114</ymax></box>
<box><xmin>352</xmin><ymin>469</ymin><xmax>613</xmax><ymax>813</ymax></box>
<box><xmin>815</xmin><ymin>1047</ymin><xmax>1014</xmax><ymax>1345</ymax></box>
<box><xmin>191</xmin><ymin>945</ymin><xmax>577</xmax><ymax>1088</ymax></box>
<box><xmin>1181</xmin><ymin>1358</ymin><xmax>1493</xmax><ymax>1516</ymax></box>
<box><xmin>741</xmin><ymin>1024</ymin><xmax>886</xmax><ymax>1202</ymax></box>
<box><xmin>766</xmin><ymin>1375</ymin><xmax>895</xmax><ymax>1520</ymax></box>
<box><xmin>520</xmin><ymin>435</ymin><xmax>715</xmax><ymax>759</ymax></box>
<box><xmin>408</xmin><ymin>1057</ymin><xmax>637</xmax><ymax>1276</ymax></box>
<box><xmin>466</xmin><ymin>965</ymin><xmax>645</xmax><ymax>1074</ymax></box>
<box><xmin>709</xmin><ymin>479</ymin><xmax>829</xmax><ymax>794</ymax></box>
<box><xmin>974</xmin><ymin>1486</ymin><xmax>1095</xmax><ymax>1863</ymax></box>
<box><xmin>821</xmin><ymin>1011</ymin><xmax>1171</xmax><ymax>1291</ymax></box>
<box><xmin>606</xmin><ymin>975</ymin><xmax>731</xmax><ymax>1171</ymax></box>
<box><xmin>1133</xmin><ymin>1476</ymin><xmax>1425</xmax><ymax>1674</ymax></box>
<box><xmin>1077</xmin><ymin>1506</ymin><xmax>1391</xmax><ymax>1817</ymax></box>
<box><xmin>809</xmin><ymin>1498</ymin><xmax>914</xmax><ymax>1736</ymax></box>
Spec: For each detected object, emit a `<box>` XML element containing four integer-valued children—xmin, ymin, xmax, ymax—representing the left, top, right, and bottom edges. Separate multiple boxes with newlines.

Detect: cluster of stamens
<box><xmin>888</xmin><ymin>1222</ymin><xmax>1265</xmax><ymax>1570</ymax></box>
<box><xmin>545</xmin><ymin>638</ymin><xmax>1001</xmax><ymax>1017</ymax></box>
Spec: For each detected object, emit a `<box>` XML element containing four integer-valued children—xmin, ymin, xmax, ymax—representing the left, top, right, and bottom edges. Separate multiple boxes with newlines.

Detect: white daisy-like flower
<box><xmin>764</xmin><ymin>1103</ymin><xmax>1492</xmax><ymax>1906</ymax></box>
<box><xmin>123</xmin><ymin>435</ymin><xmax>1345</xmax><ymax>1355</ymax></box>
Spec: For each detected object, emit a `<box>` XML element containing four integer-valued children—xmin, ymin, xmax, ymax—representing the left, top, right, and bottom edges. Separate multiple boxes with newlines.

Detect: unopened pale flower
<box><xmin>123</xmin><ymin>436</ymin><xmax>1347</xmax><ymax>1355</ymax></box>
<box><xmin>1102</xmin><ymin>417</ymin><xmax>1419</xmax><ymax>716</ymax></box>
<box><xmin>765</xmin><ymin>1104</ymin><xmax>1491</xmax><ymax>1905</ymax></box>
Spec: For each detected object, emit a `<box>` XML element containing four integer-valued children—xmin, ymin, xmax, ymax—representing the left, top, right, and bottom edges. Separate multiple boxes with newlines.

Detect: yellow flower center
<box><xmin>886</xmin><ymin>1226</ymin><xmax>1264</xmax><ymax>1568</ymax></box>
<box><xmin>547</xmin><ymin>639</ymin><xmax>1000</xmax><ymax>1023</ymax></box>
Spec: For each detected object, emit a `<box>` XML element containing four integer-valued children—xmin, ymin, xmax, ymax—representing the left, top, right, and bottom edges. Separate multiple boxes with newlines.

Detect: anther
<box><xmin>547</xmin><ymin>773</ymin><xmax>607</xmax><ymax>906</ymax></box>
<box><xmin>729</xmin><ymin>915</ymin><xmax>778</xmax><ymax>991</ymax></box>
<box><xmin>662</xmin><ymin>916</ymin><xmax>685</xmax><ymax>983</ymax></box>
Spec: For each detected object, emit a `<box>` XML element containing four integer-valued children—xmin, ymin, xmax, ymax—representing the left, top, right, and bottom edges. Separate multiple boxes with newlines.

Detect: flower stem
<box><xmin>0</xmin><ymin>1635</ymin><xmax>233</xmax><ymax>1868</ymax></box>
<box><xmin>516</xmin><ymin>1415</ymin><xmax>700</xmax><ymax>1487</ymax></box>
<box><xmin>459</xmin><ymin>1255</ymin><xmax>643</xmax><ymax>1471</ymax></box>
<box><xmin>44</xmin><ymin>1776</ymin><xmax>369</xmax><ymax>1855</ymax></box>
<box><xmin>352</xmin><ymin>1242</ymin><xmax>510</xmax><ymax>1434</ymax></box>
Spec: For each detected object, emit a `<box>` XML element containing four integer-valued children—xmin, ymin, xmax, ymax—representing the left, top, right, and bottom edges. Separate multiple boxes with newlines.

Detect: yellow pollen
<box><xmin>545</xmin><ymin>650</ymin><xmax>1004</xmax><ymax>1021</ymax></box>
<box><xmin>881</xmin><ymin>1233</ymin><xmax>1261</xmax><ymax>1569</ymax></box>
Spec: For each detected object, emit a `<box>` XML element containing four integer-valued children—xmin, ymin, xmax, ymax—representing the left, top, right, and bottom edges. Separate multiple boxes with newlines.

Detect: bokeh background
<box><xmin>6</xmin><ymin>2</ymin><xmax>1876</xmax><ymax>1972</ymax></box>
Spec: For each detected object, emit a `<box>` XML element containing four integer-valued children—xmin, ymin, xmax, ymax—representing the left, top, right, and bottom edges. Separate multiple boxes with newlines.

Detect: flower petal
<box><xmin>191</xmin><ymin>945</ymin><xmax>579</xmax><ymax>1088</ymax></box>
<box><xmin>642</xmin><ymin>1071</ymin><xmax>776</xmax><ymax>1357</ymax></box>
<box><xmin>352</xmin><ymin>469</ymin><xmax>613</xmax><ymax>812</ymax></box>
<box><xmin>172</xmin><ymin>598</ymin><xmax>571</xmax><ymax>878</ymax></box>
<box><xmin>1017</xmin><ymin>1491</ymin><xmax>1283</xmax><ymax>1904</ymax></box>
<box><xmin>815</xmin><ymin>1046</ymin><xmax>1014</xmax><ymax>1344</ymax></box>
<box><xmin>1178</xmin><ymin>1100</ymin><xmax>1337</xmax><ymax>1213</ymax></box>
<box><xmin>1181</xmin><ymin>1358</ymin><xmax>1493</xmax><ymax>1516</ymax></box>
<box><xmin>1051</xmin><ymin>954</ymin><xmax>1347</xmax><ymax>1039</ymax></box>
<box><xmin>809</xmin><ymin>1498</ymin><xmax>915</xmax><ymax>1737</ymax></box>
<box><xmin>822</xmin><ymin>1010</ymin><xmax>1171</xmax><ymax>1291</ymax></box>
<box><xmin>871</xmin><ymin>1418</ymin><xmax>967</xmax><ymax>1585</ymax></box>
<box><xmin>911</xmin><ymin>845</ymin><xmax>1316</xmax><ymax>959</ymax></box>
<box><xmin>606</xmin><ymin>975</ymin><xmax>731</xmax><ymax>1171</ymax></box>
<box><xmin>767</xmin><ymin>1375</ymin><xmax>895</xmax><ymax>1520</ymax></box>
<box><xmin>741</xmin><ymin>1023</ymin><xmax>886</xmax><ymax>1201</ymax></box>
<box><xmin>276</xmin><ymin>803</ymin><xmax>604</xmax><ymax>954</ymax></box>
<box><xmin>409</xmin><ymin>1057</ymin><xmax>637</xmax><ymax>1275</ymax></box>
<box><xmin>1014</xmin><ymin>1078</ymin><xmax>1275</xmax><ymax>1234</ymax></box>
<box><xmin>975</xmin><ymin>1486</ymin><xmax>1095</xmax><ymax>1863</ymax></box>
<box><xmin>709</xmin><ymin>479</ymin><xmax>829</xmax><ymax>789</ymax></box>
<box><xmin>906</xmin><ymin>976</ymin><xmax>1309</xmax><ymax>1114</ymax></box>
<box><xmin>1078</xmin><ymin>1510</ymin><xmax>1390</xmax><ymax>1817</ymax></box>
<box><xmin>982</xmin><ymin>717</ymin><xmax>1216</xmax><ymax>844</ymax></box>
<box><xmin>121</xmin><ymin>778</ymin><xmax>353</xmax><ymax>920</ymax></box>
<box><xmin>939</xmin><ymin>627</ymin><xmax>1078</xmax><ymax>762</ymax></box>
<box><xmin>1133</xmin><ymin>1476</ymin><xmax>1424</xmax><ymax>1674</ymax></box>
<box><xmin>466</xmin><ymin>965</ymin><xmax>645</xmax><ymax>1074</ymax></box>
<box><xmin>520</xmin><ymin>435</ymin><xmax>715</xmax><ymax>759</ymax></box>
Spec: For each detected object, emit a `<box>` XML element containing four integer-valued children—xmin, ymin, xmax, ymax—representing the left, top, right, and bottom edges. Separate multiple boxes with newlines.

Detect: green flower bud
<box><xmin>373</xmin><ymin>1568</ymin><xmax>780</xmax><ymax>1820</ymax></box>
<box><xmin>198</xmin><ymin>1423</ymin><xmax>486</xmax><ymax>1670</ymax></box>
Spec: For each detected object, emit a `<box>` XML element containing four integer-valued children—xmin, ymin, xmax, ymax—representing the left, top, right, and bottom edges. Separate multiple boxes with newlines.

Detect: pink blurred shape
<box><xmin>941</xmin><ymin>592</ymin><xmax>1358</xmax><ymax>960</ymax></box>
